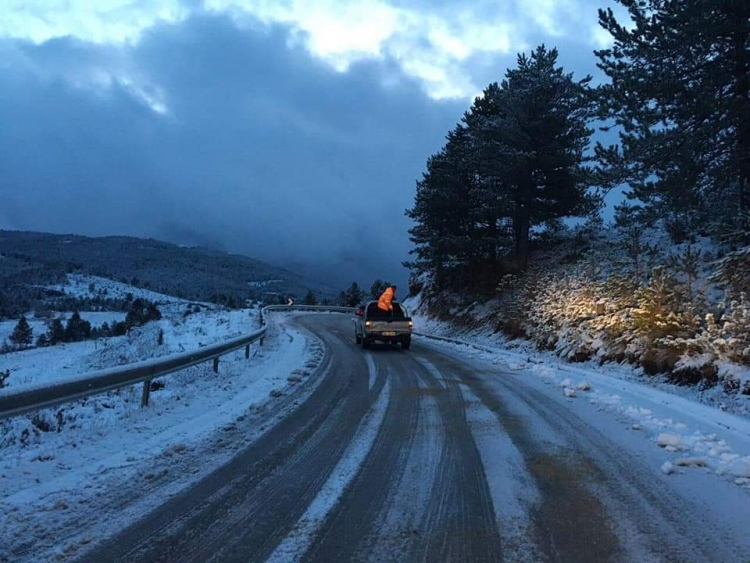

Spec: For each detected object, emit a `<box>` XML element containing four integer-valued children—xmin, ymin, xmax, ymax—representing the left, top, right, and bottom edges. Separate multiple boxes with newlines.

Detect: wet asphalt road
<box><xmin>82</xmin><ymin>315</ymin><xmax>750</xmax><ymax>563</ymax></box>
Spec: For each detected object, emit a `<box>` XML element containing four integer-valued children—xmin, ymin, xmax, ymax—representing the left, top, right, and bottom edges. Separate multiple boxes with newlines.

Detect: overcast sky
<box><xmin>0</xmin><ymin>0</ymin><xmax>622</xmax><ymax>289</ymax></box>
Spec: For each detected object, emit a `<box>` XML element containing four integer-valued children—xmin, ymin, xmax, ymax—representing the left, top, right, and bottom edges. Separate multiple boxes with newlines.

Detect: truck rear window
<box><xmin>366</xmin><ymin>303</ymin><xmax>405</xmax><ymax>318</ymax></box>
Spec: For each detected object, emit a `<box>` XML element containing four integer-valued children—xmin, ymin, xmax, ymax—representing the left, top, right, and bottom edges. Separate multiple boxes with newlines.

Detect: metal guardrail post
<box><xmin>245</xmin><ymin>344</ymin><xmax>250</xmax><ymax>359</ymax></box>
<box><xmin>213</xmin><ymin>357</ymin><xmax>219</xmax><ymax>373</ymax></box>
<box><xmin>141</xmin><ymin>380</ymin><xmax>151</xmax><ymax>407</ymax></box>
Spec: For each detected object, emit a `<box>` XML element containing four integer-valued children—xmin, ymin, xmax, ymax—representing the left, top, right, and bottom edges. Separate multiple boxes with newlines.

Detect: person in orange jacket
<box><xmin>377</xmin><ymin>285</ymin><xmax>396</xmax><ymax>314</ymax></box>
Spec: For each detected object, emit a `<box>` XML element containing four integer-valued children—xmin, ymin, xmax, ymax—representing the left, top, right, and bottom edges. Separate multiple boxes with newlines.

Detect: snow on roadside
<box><xmin>405</xmin><ymin>305</ymin><xmax>750</xmax><ymax>418</ymax></box>
<box><xmin>411</xmin><ymin>316</ymin><xmax>750</xmax><ymax>490</ymax></box>
<box><xmin>0</xmin><ymin>314</ymin><xmax>324</xmax><ymax>563</ymax></box>
<box><xmin>521</xmin><ymin>357</ymin><xmax>750</xmax><ymax>485</ymax></box>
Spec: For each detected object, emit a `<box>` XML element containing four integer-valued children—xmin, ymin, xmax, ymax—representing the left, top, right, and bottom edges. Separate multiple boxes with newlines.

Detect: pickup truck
<box><xmin>354</xmin><ymin>301</ymin><xmax>412</xmax><ymax>350</ymax></box>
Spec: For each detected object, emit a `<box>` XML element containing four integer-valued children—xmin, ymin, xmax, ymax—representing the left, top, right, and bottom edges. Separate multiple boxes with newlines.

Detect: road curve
<box><xmin>81</xmin><ymin>314</ymin><xmax>750</xmax><ymax>563</ymax></box>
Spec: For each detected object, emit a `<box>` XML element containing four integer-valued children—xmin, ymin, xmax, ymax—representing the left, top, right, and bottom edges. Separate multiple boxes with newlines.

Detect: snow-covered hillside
<box><xmin>407</xmin><ymin>223</ymin><xmax>750</xmax><ymax>399</ymax></box>
<box><xmin>47</xmin><ymin>273</ymin><xmax>197</xmax><ymax>305</ymax></box>
<box><xmin>0</xmin><ymin>230</ymin><xmax>341</xmax><ymax>309</ymax></box>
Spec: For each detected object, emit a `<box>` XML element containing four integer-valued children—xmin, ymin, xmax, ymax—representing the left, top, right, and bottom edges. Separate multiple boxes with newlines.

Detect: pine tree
<box><xmin>489</xmin><ymin>45</ymin><xmax>595</xmax><ymax>269</ymax></box>
<box><xmin>407</xmin><ymin>44</ymin><xmax>595</xmax><ymax>292</ymax></box>
<box><xmin>596</xmin><ymin>0</ymin><xmax>750</xmax><ymax>238</ymax></box>
<box><xmin>406</xmin><ymin>127</ymin><xmax>477</xmax><ymax>292</ymax></box>
<box><xmin>64</xmin><ymin>312</ymin><xmax>91</xmax><ymax>342</ymax></box>
<box><xmin>710</xmin><ymin>245</ymin><xmax>750</xmax><ymax>299</ymax></box>
<box><xmin>9</xmin><ymin>316</ymin><xmax>33</xmax><ymax>349</ymax></box>
<box><xmin>722</xmin><ymin>293</ymin><xmax>750</xmax><ymax>364</ymax></box>
<box><xmin>47</xmin><ymin>318</ymin><xmax>65</xmax><ymax>345</ymax></box>
<box><xmin>303</xmin><ymin>290</ymin><xmax>318</xmax><ymax>306</ymax></box>
<box><xmin>146</xmin><ymin>303</ymin><xmax>162</xmax><ymax>321</ymax></box>
<box><xmin>614</xmin><ymin>203</ymin><xmax>659</xmax><ymax>285</ymax></box>
<box><xmin>669</xmin><ymin>245</ymin><xmax>704</xmax><ymax>319</ymax></box>
<box><xmin>343</xmin><ymin>282</ymin><xmax>366</xmax><ymax>307</ymax></box>
<box><xmin>336</xmin><ymin>290</ymin><xmax>347</xmax><ymax>307</ymax></box>
<box><xmin>632</xmin><ymin>267</ymin><xmax>689</xmax><ymax>341</ymax></box>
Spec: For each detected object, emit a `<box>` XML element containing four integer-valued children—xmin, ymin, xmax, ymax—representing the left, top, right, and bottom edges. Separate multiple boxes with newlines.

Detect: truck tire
<box><xmin>361</xmin><ymin>336</ymin><xmax>370</xmax><ymax>349</ymax></box>
<box><xmin>401</xmin><ymin>338</ymin><xmax>411</xmax><ymax>350</ymax></box>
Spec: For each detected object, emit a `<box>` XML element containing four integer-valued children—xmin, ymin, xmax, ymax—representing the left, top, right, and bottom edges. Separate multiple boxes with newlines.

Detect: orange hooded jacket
<box><xmin>377</xmin><ymin>287</ymin><xmax>395</xmax><ymax>311</ymax></box>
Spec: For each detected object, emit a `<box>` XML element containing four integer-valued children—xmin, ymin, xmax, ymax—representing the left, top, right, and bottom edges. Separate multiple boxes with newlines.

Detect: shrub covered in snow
<box><xmin>418</xmin><ymin>226</ymin><xmax>750</xmax><ymax>394</ymax></box>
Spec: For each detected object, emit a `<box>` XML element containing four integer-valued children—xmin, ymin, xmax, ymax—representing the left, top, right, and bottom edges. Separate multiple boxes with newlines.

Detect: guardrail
<box><xmin>262</xmin><ymin>305</ymin><xmax>355</xmax><ymax>318</ymax></box>
<box><xmin>0</xmin><ymin>305</ymin><xmax>355</xmax><ymax>421</ymax></box>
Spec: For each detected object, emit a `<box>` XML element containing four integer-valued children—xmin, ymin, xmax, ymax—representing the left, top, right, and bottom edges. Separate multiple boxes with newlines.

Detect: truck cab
<box><xmin>354</xmin><ymin>301</ymin><xmax>412</xmax><ymax>350</ymax></box>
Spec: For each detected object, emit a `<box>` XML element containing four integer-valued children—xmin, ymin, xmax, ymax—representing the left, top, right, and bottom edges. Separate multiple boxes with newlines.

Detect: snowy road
<box><xmin>80</xmin><ymin>315</ymin><xmax>750</xmax><ymax>562</ymax></box>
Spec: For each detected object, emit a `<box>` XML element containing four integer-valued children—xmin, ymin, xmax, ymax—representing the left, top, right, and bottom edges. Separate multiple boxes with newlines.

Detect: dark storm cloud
<box><xmin>0</xmin><ymin>14</ymin><xmax>464</xmax><ymax>289</ymax></box>
<box><xmin>0</xmin><ymin>4</ymin><xmax>621</xmax><ymax>290</ymax></box>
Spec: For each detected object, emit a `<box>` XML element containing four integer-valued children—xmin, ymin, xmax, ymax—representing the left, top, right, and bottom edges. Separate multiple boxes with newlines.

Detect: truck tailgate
<box><xmin>368</xmin><ymin>320</ymin><xmax>411</xmax><ymax>334</ymax></box>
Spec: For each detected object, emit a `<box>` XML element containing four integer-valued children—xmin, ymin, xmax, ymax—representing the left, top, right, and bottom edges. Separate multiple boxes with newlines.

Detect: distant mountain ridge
<box><xmin>0</xmin><ymin>230</ymin><xmax>340</xmax><ymax>311</ymax></box>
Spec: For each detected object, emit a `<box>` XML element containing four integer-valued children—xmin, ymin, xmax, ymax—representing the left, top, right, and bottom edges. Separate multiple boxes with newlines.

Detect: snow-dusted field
<box><xmin>47</xmin><ymin>273</ymin><xmax>195</xmax><ymax>305</ymax></box>
<box><xmin>408</xmin><ymin>312</ymin><xmax>750</xmax><ymax>490</ymax></box>
<box><xmin>0</xmin><ymin>308</ymin><xmax>259</xmax><ymax>394</ymax></box>
<box><xmin>0</xmin><ymin>274</ymin><xmax>222</xmax><ymax>362</ymax></box>
<box><xmin>0</xmin><ymin>313</ymin><xmax>324</xmax><ymax>563</ymax></box>
<box><xmin>0</xmin><ymin>312</ymin><xmax>127</xmax><ymax>346</ymax></box>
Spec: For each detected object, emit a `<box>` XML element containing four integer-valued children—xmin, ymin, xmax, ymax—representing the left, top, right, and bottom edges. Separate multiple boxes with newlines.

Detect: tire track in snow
<box><xmin>303</xmin><ymin>356</ymin><xmax>421</xmax><ymax>562</ymax></box>
<box><xmin>411</xmin><ymin>355</ymin><xmax>503</xmax><ymax>563</ymax></box>
<box><xmin>361</xmin><ymin>364</ymin><xmax>445</xmax><ymax>563</ymax></box>
<box><xmin>266</xmin><ymin>376</ymin><xmax>391</xmax><ymax>562</ymax></box>
<box><xmin>429</xmin><ymin>350</ymin><xmax>624</xmax><ymax>563</ymax></box>
<box><xmin>415</xmin><ymin>353</ymin><xmax>541</xmax><ymax>561</ymax></box>
<box><xmin>460</xmin><ymin>385</ymin><xmax>541</xmax><ymax>562</ymax></box>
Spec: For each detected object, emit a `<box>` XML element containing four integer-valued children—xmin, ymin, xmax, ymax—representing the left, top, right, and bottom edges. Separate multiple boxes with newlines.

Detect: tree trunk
<box><xmin>733</xmin><ymin>27</ymin><xmax>750</xmax><ymax>237</ymax></box>
<box><xmin>514</xmin><ymin>178</ymin><xmax>532</xmax><ymax>270</ymax></box>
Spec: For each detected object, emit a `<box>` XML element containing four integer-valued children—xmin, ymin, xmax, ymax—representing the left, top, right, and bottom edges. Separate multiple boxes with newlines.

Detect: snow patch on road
<box><xmin>462</xmin><ymin>386</ymin><xmax>541</xmax><ymax>562</ymax></box>
<box><xmin>521</xmin><ymin>360</ymin><xmax>750</xmax><ymax>486</ymax></box>
<box><xmin>365</xmin><ymin>353</ymin><xmax>377</xmax><ymax>391</ymax></box>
